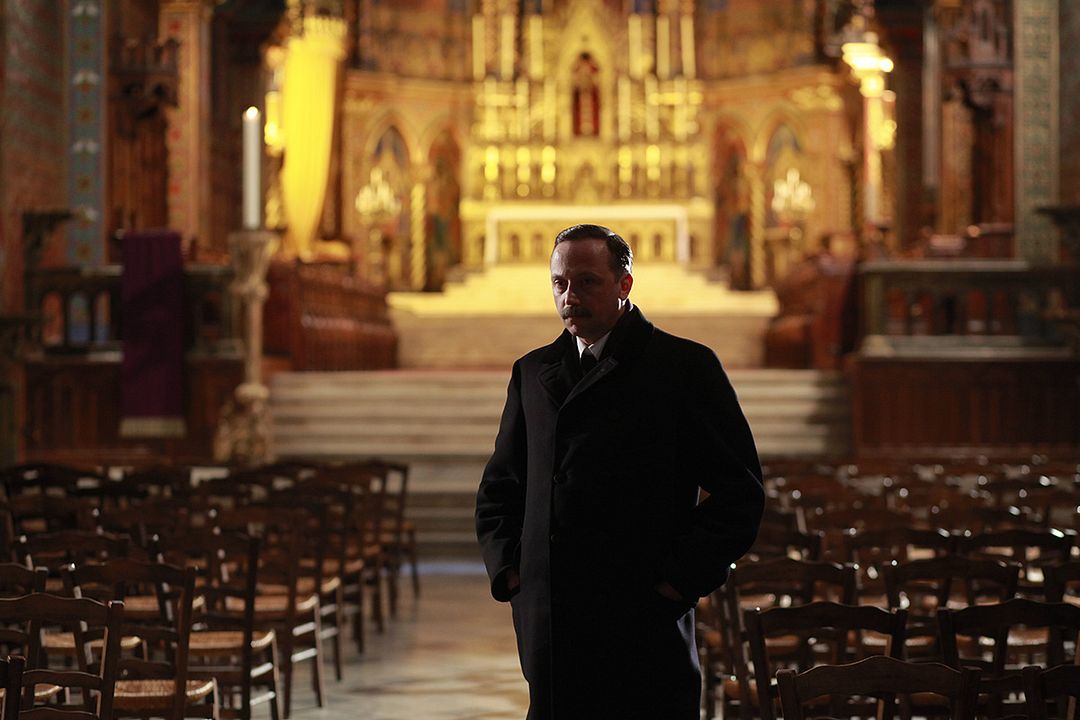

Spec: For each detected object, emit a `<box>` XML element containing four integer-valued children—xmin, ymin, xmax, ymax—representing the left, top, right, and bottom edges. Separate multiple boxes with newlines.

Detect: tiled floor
<box><xmin>288</xmin><ymin>565</ymin><xmax>529</xmax><ymax>720</ymax></box>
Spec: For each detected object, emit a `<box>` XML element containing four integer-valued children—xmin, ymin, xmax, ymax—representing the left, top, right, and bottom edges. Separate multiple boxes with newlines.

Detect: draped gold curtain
<box><xmin>281</xmin><ymin>16</ymin><xmax>345</xmax><ymax>259</ymax></box>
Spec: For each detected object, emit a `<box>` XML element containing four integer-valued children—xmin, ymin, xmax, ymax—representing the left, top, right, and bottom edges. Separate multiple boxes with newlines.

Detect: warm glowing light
<box><xmin>355</xmin><ymin>167</ymin><xmax>401</xmax><ymax>221</ymax></box>
<box><xmin>771</xmin><ymin>168</ymin><xmax>816</xmax><ymax>222</ymax></box>
<box><xmin>281</xmin><ymin>15</ymin><xmax>346</xmax><ymax>258</ymax></box>
<box><xmin>485</xmin><ymin>146</ymin><xmax>500</xmax><ymax>182</ymax></box>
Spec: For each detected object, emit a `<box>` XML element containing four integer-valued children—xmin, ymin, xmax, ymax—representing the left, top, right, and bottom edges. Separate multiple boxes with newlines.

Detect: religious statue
<box><xmin>572</xmin><ymin>52</ymin><xmax>600</xmax><ymax>137</ymax></box>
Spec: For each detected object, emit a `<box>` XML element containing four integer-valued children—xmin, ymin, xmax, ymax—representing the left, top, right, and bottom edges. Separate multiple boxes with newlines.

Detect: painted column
<box><xmin>68</xmin><ymin>0</ymin><xmax>107</xmax><ymax>265</ymax></box>
<box><xmin>160</xmin><ymin>0</ymin><xmax>215</xmax><ymax>255</ymax></box>
<box><xmin>1014</xmin><ymin>0</ymin><xmax>1060</xmax><ymax>262</ymax></box>
<box><xmin>410</xmin><ymin>180</ymin><xmax>427</xmax><ymax>290</ymax></box>
<box><xmin>748</xmin><ymin>161</ymin><xmax>767</xmax><ymax>289</ymax></box>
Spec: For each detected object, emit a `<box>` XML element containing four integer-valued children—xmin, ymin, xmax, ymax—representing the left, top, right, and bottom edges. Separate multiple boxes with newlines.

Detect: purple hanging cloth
<box><xmin>119</xmin><ymin>230</ymin><xmax>186</xmax><ymax>438</ymax></box>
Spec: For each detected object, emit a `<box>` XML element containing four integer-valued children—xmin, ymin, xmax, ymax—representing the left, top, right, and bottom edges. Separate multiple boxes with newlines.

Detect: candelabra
<box><xmin>214</xmin><ymin>229</ymin><xmax>278</xmax><ymax>464</ymax></box>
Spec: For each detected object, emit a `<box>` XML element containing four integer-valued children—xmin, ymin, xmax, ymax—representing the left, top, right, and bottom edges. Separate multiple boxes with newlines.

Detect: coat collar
<box><xmin>538</xmin><ymin>304</ymin><xmax>654</xmax><ymax>409</ymax></box>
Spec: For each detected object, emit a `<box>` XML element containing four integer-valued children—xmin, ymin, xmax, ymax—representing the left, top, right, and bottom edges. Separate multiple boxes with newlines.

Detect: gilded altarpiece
<box><xmin>340</xmin><ymin>0</ymin><xmax>861</xmax><ymax>290</ymax></box>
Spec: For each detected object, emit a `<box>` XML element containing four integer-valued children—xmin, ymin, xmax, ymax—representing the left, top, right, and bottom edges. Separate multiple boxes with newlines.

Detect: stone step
<box><xmin>269</xmin><ymin>368</ymin><xmax>852</xmax><ymax>558</ymax></box>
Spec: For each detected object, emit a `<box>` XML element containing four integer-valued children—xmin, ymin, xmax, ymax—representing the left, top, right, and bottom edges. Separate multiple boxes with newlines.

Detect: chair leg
<box><xmin>332</xmin><ymin>585</ymin><xmax>344</xmax><ymax>681</ymax></box>
<box><xmin>387</xmin><ymin>556</ymin><xmax>400</xmax><ymax>619</ymax></box>
<box><xmin>369</xmin><ymin>569</ymin><xmax>385</xmax><ymax>634</ymax></box>
<box><xmin>352</xmin><ymin>579</ymin><xmax>366</xmax><ymax>654</ymax></box>
<box><xmin>408</xmin><ymin>530</ymin><xmax>420</xmax><ymax>599</ymax></box>
<box><xmin>307</xmin><ymin>609</ymin><xmax>326</xmax><ymax>708</ymax></box>
<box><xmin>268</xmin><ymin>635</ymin><xmax>283</xmax><ymax>720</ymax></box>
<box><xmin>278</xmin><ymin>632</ymin><xmax>294</xmax><ymax>720</ymax></box>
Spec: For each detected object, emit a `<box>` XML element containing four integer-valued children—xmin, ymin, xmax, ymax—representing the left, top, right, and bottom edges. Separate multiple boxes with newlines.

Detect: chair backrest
<box><xmin>938</xmin><ymin>598</ymin><xmax>1080</xmax><ymax>674</ymax></box>
<box><xmin>64</xmin><ymin>559</ymin><xmax>196</xmax><ymax>720</ymax></box>
<box><xmin>776</xmin><ymin>655</ymin><xmax>980</xmax><ymax>720</ymax></box>
<box><xmin>883</xmin><ymin>555</ymin><xmax>1019</xmax><ymax>614</ymax></box>
<box><xmin>213</xmin><ymin>506</ymin><xmax>304</xmax><ymax>626</ymax></box>
<box><xmin>748</xmin><ymin>524</ymin><xmax>823</xmax><ymax>562</ymax></box>
<box><xmin>0</xmin><ymin>593</ymin><xmax>124</xmax><ymax>720</ymax></box>
<box><xmin>15</xmin><ymin>530</ymin><xmax>130</xmax><ymax>576</ymax></box>
<box><xmin>844</xmin><ymin>526</ymin><xmax>953</xmax><ymax>598</ymax></box>
<box><xmin>369</xmin><ymin>460</ymin><xmax>410</xmax><ymax>543</ymax></box>
<box><xmin>729</xmin><ymin>557</ymin><xmax>857</xmax><ymax>608</ymax></box>
<box><xmin>0</xmin><ymin>563</ymin><xmax>47</xmax><ymax>597</ymax></box>
<box><xmin>0</xmin><ymin>463</ymin><xmax>102</xmax><ymax>497</ymax></box>
<box><xmin>746</xmin><ymin>601</ymin><xmax>907</xmax><ymax>720</ymax></box>
<box><xmin>0</xmin><ymin>495</ymin><xmax>96</xmax><ymax>544</ymax></box>
<box><xmin>94</xmin><ymin>502</ymin><xmax>186</xmax><ymax>550</ymax></box>
<box><xmin>956</xmin><ymin>528</ymin><xmax>1076</xmax><ymax>591</ymax></box>
<box><xmin>1023</xmin><ymin>663</ymin><xmax>1080</xmax><ymax>720</ymax></box>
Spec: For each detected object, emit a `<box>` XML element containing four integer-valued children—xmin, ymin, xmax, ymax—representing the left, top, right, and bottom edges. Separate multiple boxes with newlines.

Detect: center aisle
<box><xmin>291</xmin><ymin>567</ymin><xmax>529</xmax><ymax>720</ymax></box>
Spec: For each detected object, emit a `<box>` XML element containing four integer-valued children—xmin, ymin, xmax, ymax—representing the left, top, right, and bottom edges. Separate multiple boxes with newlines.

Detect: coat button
<box><xmin>549</xmin><ymin>533</ymin><xmax>557</xmax><ymax>544</ymax></box>
<box><xmin>553</xmin><ymin>472</ymin><xmax>566</xmax><ymax>484</ymax></box>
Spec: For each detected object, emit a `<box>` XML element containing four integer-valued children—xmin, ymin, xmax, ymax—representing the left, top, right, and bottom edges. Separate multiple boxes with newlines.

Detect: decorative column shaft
<box><xmin>160</xmin><ymin>0</ymin><xmax>214</xmax><ymax>254</ymax></box>
<box><xmin>68</xmin><ymin>0</ymin><xmax>106</xmax><ymax>265</ymax></box>
<box><xmin>1014</xmin><ymin>0</ymin><xmax>1060</xmax><ymax>262</ymax></box>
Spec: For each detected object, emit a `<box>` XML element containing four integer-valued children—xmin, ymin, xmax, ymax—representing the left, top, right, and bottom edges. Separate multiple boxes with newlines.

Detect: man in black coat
<box><xmin>476</xmin><ymin>224</ymin><xmax>764</xmax><ymax>719</ymax></box>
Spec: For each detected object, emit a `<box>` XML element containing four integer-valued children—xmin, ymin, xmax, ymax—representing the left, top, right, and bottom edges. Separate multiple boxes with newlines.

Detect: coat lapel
<box><xmin>542</xmin><ymin>305</ymin><xmax>656</xmax><ymax>411</ymax></box>
<box><xmin>538</xmin><ymin>332</ymin><xmax>577</xmax><ymax>408</ymax></box>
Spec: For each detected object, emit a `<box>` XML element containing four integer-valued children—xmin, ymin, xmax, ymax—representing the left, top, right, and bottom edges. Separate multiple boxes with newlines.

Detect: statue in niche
<box><xmin>572</xmin><ymin>52</ymin><xmax>600</xmax><ymax>137</ymax></box>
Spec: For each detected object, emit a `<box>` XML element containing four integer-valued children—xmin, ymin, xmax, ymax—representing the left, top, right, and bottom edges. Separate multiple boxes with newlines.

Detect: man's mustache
<box><xmin>561</xmin><ymin>307</ymin><xmax>592</xmax><ymax>319</ymax></box>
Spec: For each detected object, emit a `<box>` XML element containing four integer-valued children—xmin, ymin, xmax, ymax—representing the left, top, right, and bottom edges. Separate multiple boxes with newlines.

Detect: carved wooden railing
<box><xmin>856</xmin><ymin>260</ymin><xmax>1078</xmax><ymax>355</ymax></box>
<box><xmin>851</xmin><ymin>260</ymin><xmax>1080</xmax><ymax>459</ymax></box>
<box><xmin>20</xmin><ymin>264</ymin><xmax>242</xmax><ymax>465</ymax></box>
<box><xmin>25</xmin><ymin>264</ymin><xmax>238</xmax><ymax>356</ymax></box>
<box><xmin>264</xmin><ymin>262</ymin><xmax>397</xmax><ymax>370</ymax></box>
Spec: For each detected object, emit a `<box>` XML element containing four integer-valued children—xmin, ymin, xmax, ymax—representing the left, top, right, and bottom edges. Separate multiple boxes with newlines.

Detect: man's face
<box><xmin>550</xmin><ymin>238</ymin><xmax>633</xmax><ymax>344</ymax></box>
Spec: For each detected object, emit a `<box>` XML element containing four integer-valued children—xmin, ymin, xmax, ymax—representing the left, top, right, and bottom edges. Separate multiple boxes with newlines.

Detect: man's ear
<box><xmin>619</xmin><ymin>273</ymin><xmax>633</xmax><ymax>300</ymax></box>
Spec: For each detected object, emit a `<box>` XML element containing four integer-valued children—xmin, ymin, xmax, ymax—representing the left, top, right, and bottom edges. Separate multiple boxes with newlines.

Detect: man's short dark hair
<box><xmin>553</xmin><ymin>224</ymin><xmax>633</xmax><ymax>277</ymax></box>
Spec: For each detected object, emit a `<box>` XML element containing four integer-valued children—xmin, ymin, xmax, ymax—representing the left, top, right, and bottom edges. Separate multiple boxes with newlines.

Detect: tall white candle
<box><xmin>242</xmin><ymin>106</ymin><xmax>262</xmax><ymax>230</ymax></box>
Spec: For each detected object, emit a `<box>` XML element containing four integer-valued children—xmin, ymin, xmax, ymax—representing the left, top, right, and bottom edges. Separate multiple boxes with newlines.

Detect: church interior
<box><xmin>1</xmin><ymin>0</ymin><xmax>1079</xmax><ymax>718</ymax></box>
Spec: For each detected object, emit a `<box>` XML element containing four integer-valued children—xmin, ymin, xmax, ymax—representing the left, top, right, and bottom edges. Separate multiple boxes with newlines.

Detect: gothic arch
<box><xmin>751</xmin><ymin>104</ymin><xmax>808</xmax><ymax>164</ymax></box>
<box><xmin>362</xmin><ymin>111</ymin><xmax>421</xmax><ymax>168</ymax></box>
<box><xmin>419</xmin><ymin>115</ymin><xmax>465</xmax><ymax>161</ymax></box>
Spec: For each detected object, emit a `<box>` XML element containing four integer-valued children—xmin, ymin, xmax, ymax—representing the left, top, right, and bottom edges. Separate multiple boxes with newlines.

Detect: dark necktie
<box><xmin>580</xmin><ymin>349</ymin><xmax>597</xmax><ymax>375</ymax></box>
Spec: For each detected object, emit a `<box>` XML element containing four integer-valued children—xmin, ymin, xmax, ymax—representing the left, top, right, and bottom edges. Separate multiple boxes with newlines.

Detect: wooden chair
<box><xmin>319</xmin><ymin>463</ymin><xmax>387</xmax><ymax>651</ymax></box>
<box><xmin>0</xmin><ymin>593</ymin><xmax>124</xmax><ymax>720</ymax></box>
<box><xmin>213</xmin><ymin>507</ymin><xmax>323</xmax><ymax>717</ymax></box>
<box><xmin>1023</xmin><ymin>663</ymin><xmax>1080</xmax><ymax>720</ymax></box>
<box><xmin>776</xmin><ymin>655</ymin><xmax>980</xmax><ymax>720</ymax></box>
<box><xmin>955</xmin><ymin>527</ymin><xmax>1076</xmax><ymax>598</ymax></box>
<box><xmin>367</xmin><ymin>460</ymin><xmax>420</xmax><ymax>616</ymax></box>
<box><xmin>711</xmin><ymin>557</ymin><xmax>856</xmax><ymax>720</ymax></box>
<box><xmin>745</xmin><ymin>602</ymin><xmax>907</xmax><ymax>720</ymax></box>
<box><xmin>259</xmin><ymin>484</ymin><xmax>344</xmax><ymax>683</ymax></box>
<box><xmin>64</xmin><ymin>559</ymin><xmax>217</xmax><ymax>720</ymax></box>
<box><xmin>15</xmin><ymin>530</ymin><xmax>130</xmax><ymax>591</ymax></box>
<box><xmin>843</xmin><ymin>527</ymin><xmax>954</xmax><ymax>607</ymax></box>
<box><xmin>883</xmin><ymin>556</ymin><xmax>1019</xmax><ymax>662</ymax></box>
<box><xmin>938</xmin><ymin>598</ymin><xmax>1080</xmax><ymax>717</ymax></box>
<box><xmin>154</xmin><ymin>531</ymin><xmax>281</xmax><ymax>720</ymax></box>
<box><xmin>0</xmin><ymin>655</ymin><xmax>25</xmax><ymax>720</ymax></box>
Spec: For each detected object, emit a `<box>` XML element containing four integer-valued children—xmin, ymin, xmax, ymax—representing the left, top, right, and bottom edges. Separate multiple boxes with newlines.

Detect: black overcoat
<box><xmin>477</xmin><ymin>306</ymin><xmax>764</xmax><ymax>720</ymax></box>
